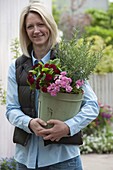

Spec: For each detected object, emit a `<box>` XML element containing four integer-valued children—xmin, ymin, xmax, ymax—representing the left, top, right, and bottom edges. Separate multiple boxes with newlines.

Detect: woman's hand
<box><xmin>38</xmin><ymin>119</ymin><xmax>70</xmax><ymax>141</ymax></box>
<box><xmin>29</xmin><ymin>118</ymin><xmax>47</xmax><ymax>137</ymax></box>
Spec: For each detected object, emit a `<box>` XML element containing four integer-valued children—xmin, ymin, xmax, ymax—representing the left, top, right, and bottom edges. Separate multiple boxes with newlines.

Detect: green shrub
<box><xmin>95</xmin><ymin>44</ymin><xmax>113</xmax><ymax>73</ymax></box>
<box><xmin>85</xmin><ymin>35</ymin><xmax>113</xmax><ymax>73</ymax></box>
<box><xmin>84</xmin><ymin>4</ymin><xmax>113</xmax><ymax>73</ymax></box>
<box><xmin>0</xmin><ymin>157</ymin><xmax>16</xmax><ymax>170</ymax></box>
<box><xmin>85</xmin><ymin>26</ymin><xmax>113</xmax><ymax>45</ymax></box>
<box><xmin>85</xmin><ymin>3</ymin><xmax>113</xmax><ymax>43</ymax></box>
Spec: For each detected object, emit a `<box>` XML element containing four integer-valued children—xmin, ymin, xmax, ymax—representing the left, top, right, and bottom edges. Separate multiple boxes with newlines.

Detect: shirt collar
<box><xmin>31</xmin><ymin>50</ymin><xmax>51</xmax><ymax>65</ymax></box>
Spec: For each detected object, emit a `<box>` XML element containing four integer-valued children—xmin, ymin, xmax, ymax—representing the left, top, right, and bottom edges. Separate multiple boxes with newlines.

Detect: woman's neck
<box><xmin>33</xmin><ymin>45</ymin><xmax>50</xmax><ymax>60</ymax></box>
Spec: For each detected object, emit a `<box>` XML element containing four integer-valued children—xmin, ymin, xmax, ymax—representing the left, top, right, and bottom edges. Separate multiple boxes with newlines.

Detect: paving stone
<box><xmin>81</xmin><ymin>154</ymin><xmax>113</xmax><ymax>170</ymax></box>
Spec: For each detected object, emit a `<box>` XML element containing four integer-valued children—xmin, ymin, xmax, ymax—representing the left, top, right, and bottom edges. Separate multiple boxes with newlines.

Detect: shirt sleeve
<box><xmin>6</xmin><ymin>60</ymin><xmax>32</xmax><ymax>133</ymax></box>
<box><xmin>65</xmin><ymin>81</ymin><xmax>99</xmax><ymax>136</ymax></box>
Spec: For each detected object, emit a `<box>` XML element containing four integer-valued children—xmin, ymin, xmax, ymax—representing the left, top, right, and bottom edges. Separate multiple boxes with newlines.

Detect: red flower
<box><xmin>36</xmin><ymin>78</ymin><xmax>41</xmax><ymax>89</ymax></box>
<box><xmin>49</xmin><ymin>64</ymin><xmax>60</xmax><ymax>74</ymax></box>
<box><xmin>29</xmin><ymin>78</ymin><xmax>35</xmax><ymax>84</ymax></box>
<box><xmin>28</xmin><ymin>72</ymin><xmax>33</xmax><ymax>78</ymax></box>
<box><xmin>41</xmin><ymin>86</ymin><xmax>47</xmax><ymax>92</ymax></box>
<box><xmin>45</xmin><ymin>74</ymin><xmax>53</xmax><ymax>81</ymax></box>
<box><xmin>54</xmin><ymin>69</ymin><xmax>61</xmax><ymax>74</ymax></box>
<box><xmin>44</xmin><ymin>63</ymin><xmax>50</xmax><ymax>68</ymax></box>
<box><xmin>27</xmin><ymin>73</ymin><xmax>35</xmax><ymax>85</ymax></box>
<box><xmin>49</xmin><ymin>64</ymin><xmax>57</xmax><ymax>70</ymax></box>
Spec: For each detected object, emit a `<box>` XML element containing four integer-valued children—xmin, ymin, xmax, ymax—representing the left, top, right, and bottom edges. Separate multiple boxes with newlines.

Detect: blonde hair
<box><xmin>19</xmin><ymin>2</ymin><xmax>58</xmax><ymax>57</ymax></box>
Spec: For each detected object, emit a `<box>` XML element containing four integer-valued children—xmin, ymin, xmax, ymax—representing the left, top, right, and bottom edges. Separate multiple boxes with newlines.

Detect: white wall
<box><xmin>0</xmin><ymin>0</ymin><xmax>29</xmax><ymax>87</ymax></box>
<box><xmin>0</xmin><ymin>0</ymin><xmax>30</xmax><ymax>159</ymax></box>
<box><xmin>0</xmin><ymin>0</ymin><xmax>52</xmax><ymax>159</ymax></box>
<box><xmin>0</xmin><ymin>106</ymin><xmax>15</xmax><ymax>158</ymax></box>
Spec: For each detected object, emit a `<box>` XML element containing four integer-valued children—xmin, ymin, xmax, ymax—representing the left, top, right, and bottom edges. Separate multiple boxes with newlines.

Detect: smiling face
<box><xmin>25</xmin><ymin>12</ymin><xmax>50</xmax><ymax>48</ymax></box>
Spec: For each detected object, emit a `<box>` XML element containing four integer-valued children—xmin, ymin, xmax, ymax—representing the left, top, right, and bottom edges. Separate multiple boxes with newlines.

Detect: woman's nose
<box><xmin>34</xmin><ymin>26</ymin><xmax>40</xmax><ymax>33</ymax></box>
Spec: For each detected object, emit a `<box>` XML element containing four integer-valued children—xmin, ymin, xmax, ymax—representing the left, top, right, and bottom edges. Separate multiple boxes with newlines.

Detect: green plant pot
<box><xmin>38</xmin><ymin>92</ymin><xmax>83</xmax><ymax>126</ymax></box>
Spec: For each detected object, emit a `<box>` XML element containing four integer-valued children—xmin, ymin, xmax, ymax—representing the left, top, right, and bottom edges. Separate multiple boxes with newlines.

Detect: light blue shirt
<box><xmin>6</xmin><ymin>51</ymin><xmax>99</xmax><ymax>168</ymax></box>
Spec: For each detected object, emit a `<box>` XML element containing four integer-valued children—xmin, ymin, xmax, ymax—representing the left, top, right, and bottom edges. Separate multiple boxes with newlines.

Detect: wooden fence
<box><xmin>89</xmin><ymin>73</ymin><xmax>113</xmax><ymax>107</ymax></box>
<box><xmin>0</xmin><ymin>73</ymin><xmax>113</xmax><ymax>158</ymax></box>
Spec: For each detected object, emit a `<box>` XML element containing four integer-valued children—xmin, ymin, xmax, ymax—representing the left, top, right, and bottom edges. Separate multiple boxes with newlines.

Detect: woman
<box><xmin>6</xmin><ymin>2</ymin><xmax>99</xmax><ymax>170</ymax></box>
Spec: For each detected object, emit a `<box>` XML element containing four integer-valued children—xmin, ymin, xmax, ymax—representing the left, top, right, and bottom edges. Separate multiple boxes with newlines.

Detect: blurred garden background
<box><xmin>0</xmin><ymin>0</ymin><xmax>113</xmax><ymax>169</ymax></box>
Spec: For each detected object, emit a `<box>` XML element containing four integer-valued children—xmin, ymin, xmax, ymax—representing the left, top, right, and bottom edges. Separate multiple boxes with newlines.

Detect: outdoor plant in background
<box><xmin>0</xmin><ymin>157</ymin><xmax>16</xmax><ymax>170</ymax></box>
<box><xmin>81</xmin><ymin>102</ymin><xmax>113</xmax><ymax>154</ymax></box>
<box><xmin>80</xmin><ymin>130</ymin><xmax>113</xmax><ymax>154</ymax></box>
<box><xmin>27</xmin><ymin>34</ymin><xmax>102</xmax><ymax>96</ymax></box>
<box><xmin>0</xmin><ymin>82</ymin><xmax>6</xmax><ymax>105</ymax></box>
<box><xmin>10</xmin><ymin>38</ymin><xmax>21</xmax><ymax>59</ymax></box>
<box><xmin>84</xmin><ymin>102</ymin><xmax>113</xmax><ymax>134</ymax></box>
<box><xmin>96</xmin><ymin>103</ymin><xmax>113</xmax><ymax>130</ymax></box>
<box><xmin>86</xmin><ymin>35</ymin><xmax>113</xmax><ymax>74</ymax></box>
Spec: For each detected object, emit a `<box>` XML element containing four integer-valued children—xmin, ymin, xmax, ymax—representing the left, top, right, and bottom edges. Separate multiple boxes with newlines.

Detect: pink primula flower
<box><xmin>60</xmin><ymin>71</ymin><xmax>67</xmax><ymax>76</ymax></box>
<box><xmin>60</xmin><ymin>81</ymin><xmax>67</xmax><ymax>88</ymax></box>
<box><xmin>66</xmin><ymin>85</ymin><xmax>73</xmax><ymax>93</ymax></box>
<box><xmin>55</xmin><ymin>79</ymin><xmax>61</xmax><ymax>85</ymax></box>
<box><xmin>76</xmin><ymin>79</ymin><xmax>84</xmax><ymax>89</ymax></box>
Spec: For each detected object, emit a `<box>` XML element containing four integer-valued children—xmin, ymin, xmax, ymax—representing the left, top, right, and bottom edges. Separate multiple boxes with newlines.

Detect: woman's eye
<box><xmin>38</xmin><ymin>23</ymin><xmax>44</xmax><ymax>27</ymax></box>
<box><xmin>26</xmin><ymin>23</ymin><xmax>45</xmax><ymax>30</ymax></box>
<box><xmin>26</xmin><ymin>25</ymin><xmax>33</xmax><ymax>29</ymax></box>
